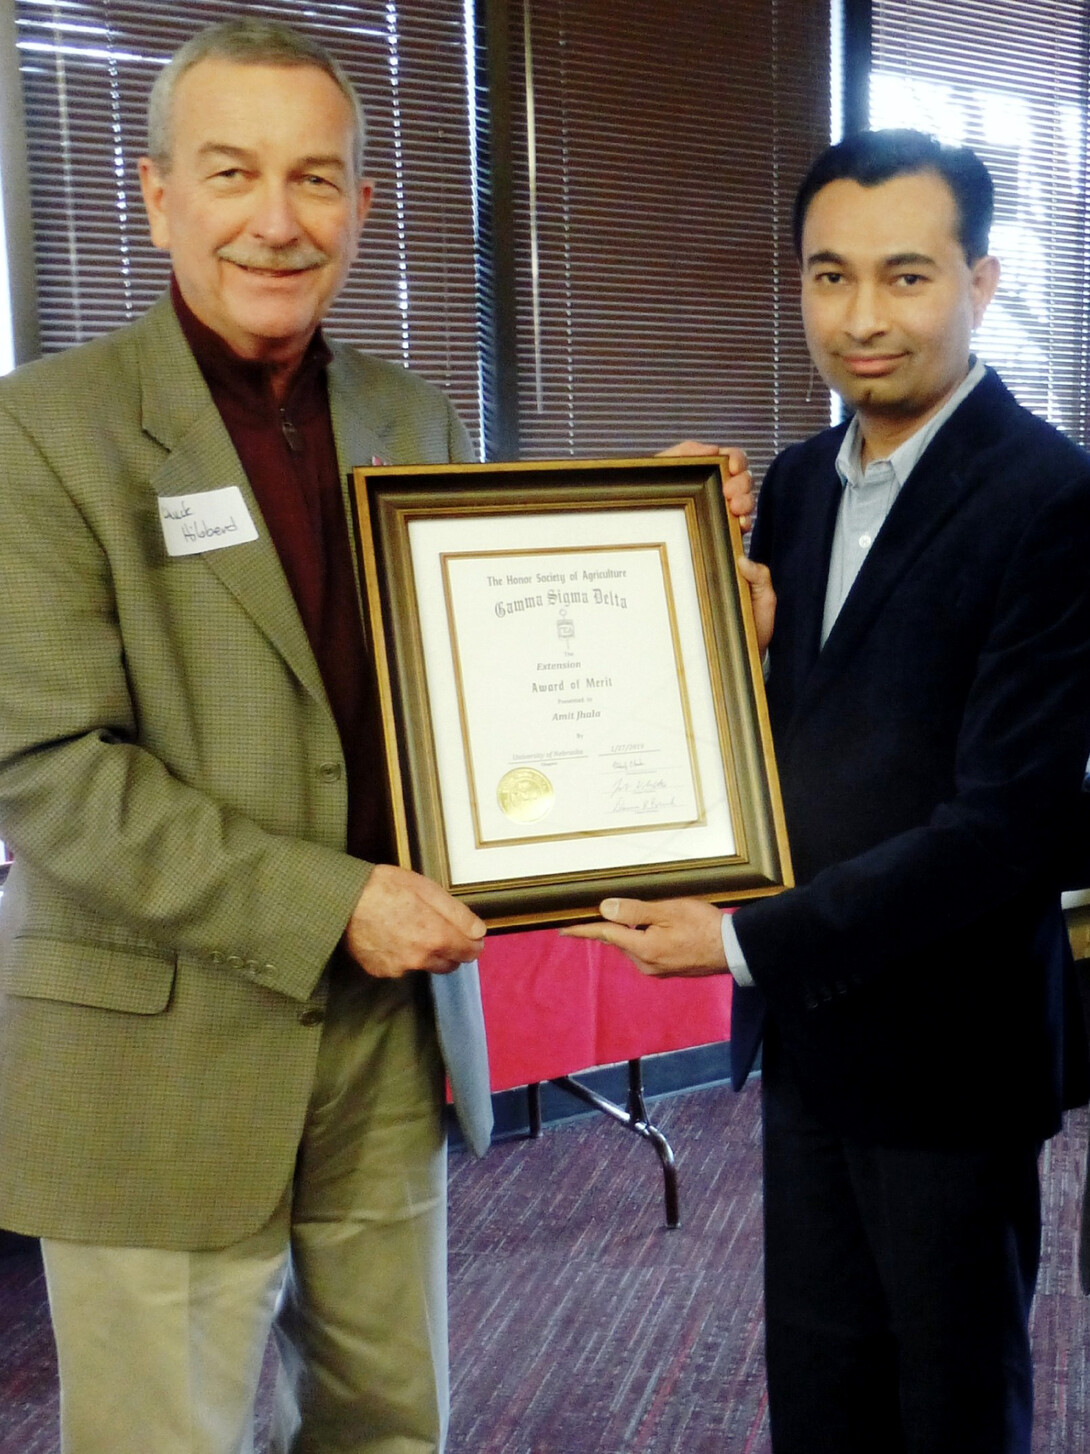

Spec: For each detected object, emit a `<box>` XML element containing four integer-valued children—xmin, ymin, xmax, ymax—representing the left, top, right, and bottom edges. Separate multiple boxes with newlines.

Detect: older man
<box><xmin>0</xmin><ymin>19</ymin><xmax>495</xmax><ymax>1454</ymax></box>
<box><xmin>0</xmin><ymin>19</ymin><xmax>753</xmax><ymax>1453</ymax></box>
<box><xmin>571</xmin><ymin>131</ymin><xmax>1090</xmax><ymax>1453</ymax></box>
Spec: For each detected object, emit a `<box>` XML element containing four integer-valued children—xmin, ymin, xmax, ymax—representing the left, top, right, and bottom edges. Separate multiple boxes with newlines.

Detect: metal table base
<box><xmin>525</xmin><ymin>1057</ymin><xmax>679</xmax><ymax>1228</ymax></box>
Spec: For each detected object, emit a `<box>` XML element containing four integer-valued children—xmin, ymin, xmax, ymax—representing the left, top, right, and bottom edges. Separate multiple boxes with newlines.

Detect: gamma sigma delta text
<box><xmin>495</xmin><ymin>586</ymin><xmax>629</xmax><ymax>618</ymax></box>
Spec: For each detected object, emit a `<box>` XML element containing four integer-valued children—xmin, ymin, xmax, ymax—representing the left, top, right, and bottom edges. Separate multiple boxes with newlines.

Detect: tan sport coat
<box><xmin>0</xmin><ymin>296</ymin><xmax>492</xmax><ymax>1248</ymax></box>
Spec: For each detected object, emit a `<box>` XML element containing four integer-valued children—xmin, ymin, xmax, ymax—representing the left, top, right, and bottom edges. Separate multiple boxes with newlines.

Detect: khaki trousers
<box><xmin>41</xmin><ymin>968</ymin><xmax>449</xmax><ymax>1454</ymax></box>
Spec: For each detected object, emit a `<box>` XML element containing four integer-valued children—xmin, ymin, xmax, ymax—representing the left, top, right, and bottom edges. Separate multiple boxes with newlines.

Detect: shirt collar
<box><xmin>170</xmin><ymin>276</ymin><xmax>332</xmax><ymax>421</ymax></box>
<box><xmin>835</xmin><ymin>357</ymin><xmax>987</xmax><ymax>490</ymax></box>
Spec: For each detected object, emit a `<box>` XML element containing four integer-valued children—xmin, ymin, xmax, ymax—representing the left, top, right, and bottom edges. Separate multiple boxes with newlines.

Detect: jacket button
<box><xmin>318</xmin><ymin>762</ymin><xmax>342</xmax><ymax>781</ymax></box>
<box><xmin>298</xmin><ymin>1006</ymin><xmax>325</xmax><ymax>1027</ymax></box>
<box><xmin>226</xmin><ymin>955</ymin><xmax>244</xmax><ymax>970</ymax></box>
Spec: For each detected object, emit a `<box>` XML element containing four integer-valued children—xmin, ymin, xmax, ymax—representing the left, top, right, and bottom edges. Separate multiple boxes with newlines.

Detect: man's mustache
<box><xmin>216</xmin><ymin>242</ymin><xmax>329</xmax><ymax>272</ymax></box>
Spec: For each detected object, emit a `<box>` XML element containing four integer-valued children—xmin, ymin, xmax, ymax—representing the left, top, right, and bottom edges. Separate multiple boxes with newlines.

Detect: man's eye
<box><xmin>896</xmin><ymin>273</ymin><xmax>927</xmax><ymax>287</ymax></box>
<box><xmin>814</xmin><ymin>271</ymin><xmax>844</xmax><ymax>285</ymax></box>
<box><xmin>302</xmin><ymin>174</ymin><xmax>338</xmax><ymax>191</ymax></box>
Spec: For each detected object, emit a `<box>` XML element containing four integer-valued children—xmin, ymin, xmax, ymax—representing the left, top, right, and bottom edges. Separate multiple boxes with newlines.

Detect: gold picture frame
<box><xmin>352</xmin><ymin>457</ymin><xmax>792</xmax><ymax>930</ymax></box>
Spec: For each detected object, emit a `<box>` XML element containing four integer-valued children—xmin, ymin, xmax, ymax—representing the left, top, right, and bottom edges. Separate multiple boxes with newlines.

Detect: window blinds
<box><xmin>504</xmin><ymin>0</ymin><xmax>834</xmax><ymax>475</ymax></box>
<box><xmin>870</xmin><ymin>0</ymin><xmax>1090</xmax><ymax>446</ymax></box>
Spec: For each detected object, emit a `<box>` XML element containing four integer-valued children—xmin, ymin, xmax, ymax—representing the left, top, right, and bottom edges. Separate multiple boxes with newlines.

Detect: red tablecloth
<box><xmin>476</xmin><ymin>928</ymin><xmax>733</xmax><ymax>1092</ymax></box>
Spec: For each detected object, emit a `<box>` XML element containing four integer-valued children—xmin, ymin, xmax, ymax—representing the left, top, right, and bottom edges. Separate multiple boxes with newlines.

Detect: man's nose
<box><xmin>248</xmin><ymin>182</ymin><xmax>301</xmax><ymax>245</ymax></box>
<box><xmin>843</xmin><ymin>281</ymin><xmax>888</xmax><ymax>341</ymax></box>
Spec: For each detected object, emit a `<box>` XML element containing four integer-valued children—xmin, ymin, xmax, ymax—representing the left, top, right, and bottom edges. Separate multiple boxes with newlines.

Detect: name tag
<box><xmin>158</xmin><ymin>486</ymin><xmax>259</xmax><ymax>557</ymax></box>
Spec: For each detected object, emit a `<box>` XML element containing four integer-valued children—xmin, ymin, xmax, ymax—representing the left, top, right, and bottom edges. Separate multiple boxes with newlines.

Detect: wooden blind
<box><xmin>870</xmin><ymin>0</ymin><xmax>1090</xmax><ymax>445</ymax></box>
<box><xmin>505</xmin><ymin>0</ymin><xmax>833</xmax><ymax>476</ymax></box>
<box><xmin>14</xmin><ymin>0</ymin><xmax>484</xmax><ymax>448</ymax></box>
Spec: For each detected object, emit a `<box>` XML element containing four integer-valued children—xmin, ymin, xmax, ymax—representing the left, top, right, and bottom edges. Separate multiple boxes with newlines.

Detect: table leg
<box><xmin>526</xmin><ymin>1081</ymin><xmax>543</xmax><ymax>1138</ymax></box>
<box><xmin>546</xmin><ymin>1058</ymin><xmax>680</xmax><ymax>1228</ymax></box>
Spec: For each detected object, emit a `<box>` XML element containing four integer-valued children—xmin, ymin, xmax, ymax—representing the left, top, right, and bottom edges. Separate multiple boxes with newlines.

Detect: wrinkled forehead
<box><xmin>167</xmin><ymin>57</ymin><xmax>360</xmax><ymax>168</ymax></box>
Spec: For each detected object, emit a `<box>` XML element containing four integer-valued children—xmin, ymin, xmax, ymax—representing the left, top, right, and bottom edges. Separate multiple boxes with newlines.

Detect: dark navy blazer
<box><xmin>731</xmin><ymin>368</ymin><xmax>1090</xmax><ymax>1145</ymax></box>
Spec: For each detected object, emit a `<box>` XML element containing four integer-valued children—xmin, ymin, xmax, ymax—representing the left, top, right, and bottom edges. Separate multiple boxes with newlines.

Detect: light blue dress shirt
<box><xmin>721</xmin><ymin>361</ymin><xmax>987</xmax><ymax>985</ymax></box>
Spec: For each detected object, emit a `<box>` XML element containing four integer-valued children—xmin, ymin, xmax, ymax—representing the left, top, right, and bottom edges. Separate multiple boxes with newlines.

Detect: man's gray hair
<box><xmin>147</xmin><ymin>18</ymin><xmax>367</xmax><ymax>178</ymax></box>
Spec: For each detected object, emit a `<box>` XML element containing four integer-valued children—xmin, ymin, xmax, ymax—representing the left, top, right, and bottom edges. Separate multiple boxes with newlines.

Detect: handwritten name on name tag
<box><xmin>158</xmin><ymin>486</ymin><xmax>259</xmax><ymax>557</ymax></box>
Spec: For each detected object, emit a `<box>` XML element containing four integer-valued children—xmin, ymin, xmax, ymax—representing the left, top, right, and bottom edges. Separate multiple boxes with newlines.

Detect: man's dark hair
<box><xmin>793</xmin><ymin>129</ymin><xmax>994</xmax><ymax>265</ymax></box>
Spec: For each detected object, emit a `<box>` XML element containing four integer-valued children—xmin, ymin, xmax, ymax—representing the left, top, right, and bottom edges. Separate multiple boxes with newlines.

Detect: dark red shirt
<box><xmin>172</xmin><ymin>281</ymin><xmax>391</xmax><ymax>863</ymax></box>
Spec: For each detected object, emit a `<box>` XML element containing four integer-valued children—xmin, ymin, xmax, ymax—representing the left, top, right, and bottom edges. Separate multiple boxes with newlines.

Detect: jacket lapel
<box><xmin>327</xmin><ymin>347</ymin><xmax>390</xmax><ymax>479</ymax></box>
<box><xmin>788</xmin><ymin>371</ymin><xmax>1008</xmax><ymax>727</ymax></box>
<box><xmin>760</xmin><ymin>430</ymin><xmax>843</xmax><ymax>717</ymax></box>
<box><xmin>326</xmin><ymin>345</ymin><xmax>396</xmax><ymax>638</ymax></box>
<box><xmin>787</xmin><ymin>442</ymin><xmax>843</xmax><ymax>695</ymax></box>
<box><xmin>135</xmin><ymin>297</ymin><xmax>329</xmax><ymax>710</ymax></box>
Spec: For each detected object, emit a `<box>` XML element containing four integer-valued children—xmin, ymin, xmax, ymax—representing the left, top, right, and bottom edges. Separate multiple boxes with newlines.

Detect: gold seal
<box><xmin>497</xmin><ymin>766</ymin><xmax>555</xmax><ymax>823</ymax></box>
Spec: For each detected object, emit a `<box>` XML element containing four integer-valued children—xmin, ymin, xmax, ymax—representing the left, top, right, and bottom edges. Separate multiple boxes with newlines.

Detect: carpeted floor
<box><xmin>1</xmin><ymin>1080</ymin><xmax>1087</xmax><ymax>1453</ymax></box>
<box><xmin>446</xmin><ymin>1084</ymin><xmax>1090</xmax><ymax>1453</ymax></box>
<box><xmin>446</xmin><ymin>1080</ymin><xmax>768</xmax><ymax>1454</ymax></box>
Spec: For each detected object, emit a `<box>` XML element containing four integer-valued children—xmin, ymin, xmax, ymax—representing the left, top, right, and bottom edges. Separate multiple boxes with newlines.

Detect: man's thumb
<box><xmin>599</xmin><ymin>897</ymin><xmax>649</xmax><ymax>928</ymax></box>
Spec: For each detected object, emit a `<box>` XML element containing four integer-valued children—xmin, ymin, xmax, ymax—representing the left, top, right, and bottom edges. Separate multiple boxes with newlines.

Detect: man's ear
<box><xmin>138</xmin><ymin>156</ymin><xmax>171</xmax><ymax>252</ymax></box>
<box><xmin>970</xmin><ymin>254</ymin><xmax>1000</xmax><ymax>328</ymax></box>
<box><xmin>356</xmin><ymin>176</ymin><xmax>375</xmax><ymax>230</ymax></box>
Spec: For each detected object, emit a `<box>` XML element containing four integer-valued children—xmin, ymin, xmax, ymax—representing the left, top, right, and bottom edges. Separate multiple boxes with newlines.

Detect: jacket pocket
<box><xmin>2</xmin><ymin>935</ymin><xmax>176</xmax><ymax>1014</ymax></box>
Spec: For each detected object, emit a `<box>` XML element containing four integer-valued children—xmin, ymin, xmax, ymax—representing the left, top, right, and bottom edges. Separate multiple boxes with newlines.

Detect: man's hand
<box><xmin>736</xmin><ymin>554</ymin><xmax>776</xmax><ymax>657</ymax></box>
<box><xmin>658</xmin><ymin>440</ymin><xmax>755</xmax><ymax>532</ymax></box>
<box><xmin>344</xmin><ymin>863</ymin><xmax>486</xmax><ymax>978</ymax></box>
<box><xmin>561</xmin><ymin>896</ymin><xmax>727</xmax><ymax>978</ymax></box>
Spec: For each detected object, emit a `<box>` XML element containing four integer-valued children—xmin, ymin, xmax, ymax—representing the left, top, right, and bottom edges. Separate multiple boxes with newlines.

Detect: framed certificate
<box><xmin>352</xmin><ymin>458</ymin><xmax>792</xmax><ymax>929</ymax></box>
